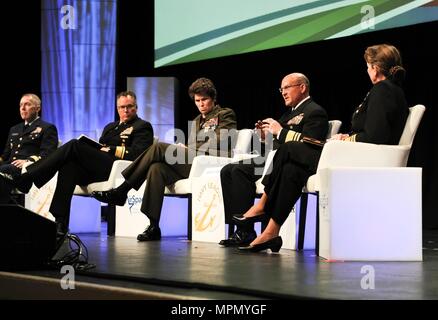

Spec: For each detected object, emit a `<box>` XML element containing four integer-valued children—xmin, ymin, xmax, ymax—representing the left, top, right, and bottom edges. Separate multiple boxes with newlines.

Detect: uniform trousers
<box><xmin>220</xmin><ymin>157</ymin><xmax>265</xmax><ymax>224</ymax></box>
<box><xmin>25</xmin><ymin>139</ymin><xmax>115</xmax><ymax>225</ymax></box>
<box><xmin>0</xmin><ymin>164</ymin><xmax>26</xmax><ymax>204</ymax></box>
<box><xmin>262</xmin><ymin>141</ymin><xmax>322</xmax><ymax>226</ymax></box>
<box><xmin>121</xmin><ymin>142</ymin><xmax>191</xmax><ymax>225</ymax></box>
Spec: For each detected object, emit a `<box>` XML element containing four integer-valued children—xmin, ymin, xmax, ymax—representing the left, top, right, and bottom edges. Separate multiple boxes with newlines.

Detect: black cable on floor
<box><xmin>48</xmin><ymin>233</ymin><xmax>96</xmax><ymax>271</ymax></box>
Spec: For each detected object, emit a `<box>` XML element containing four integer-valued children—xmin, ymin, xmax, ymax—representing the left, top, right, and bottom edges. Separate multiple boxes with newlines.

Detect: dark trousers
<box><xmin>262</xmin><ymin>142</ymin><xmax>322</xmax><ymax>226</ymax></box>
<box><xmin>0</xmin><ymin>164</ymin><xmax>21</xmax><ymax>203</ymax></box>
<box><xmin>0</xmin><ymin>163</ymin><xmax>22</xmax><ymax>179</ymax></box>
<box><xmin>220</xmin><ymin>157</ymin><xmax>265</xmax><ymax>224</ymax></box>
<box><xmin>121</xmin><ymin>142</ymin><xmax>191</xmax><ymax>225</ymax></box>
<box><xmin>26</xmin><ymin>139</ymin><xmax>115</xmax><ymax>224</ymax></box>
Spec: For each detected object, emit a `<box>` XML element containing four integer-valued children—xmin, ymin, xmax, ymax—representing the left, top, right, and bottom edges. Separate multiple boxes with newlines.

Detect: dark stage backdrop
<box><xmin>1</xmin><ymin>1</ymin><xmax>41</xmax><ymax>146</ymax></box>
<box><xmin>117</xmin><ymin>1</ymin><xmax>438</xmax><ymax>229</ymax></box>
<box><xmin>2</xmin><ymin>1</ymin><xmax>437</xmax><ymax>228</ymax></box>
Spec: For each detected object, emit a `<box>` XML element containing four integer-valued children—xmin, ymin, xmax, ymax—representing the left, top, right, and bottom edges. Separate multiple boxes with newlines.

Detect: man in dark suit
<box><xmin>1</xmin><ymin>91</ymin><xmax>154</xmax><ymax>234</ymax></box>
<box><xmin>0</xmin><ymin>93</ymin><xmax>58</xmax><ymax>203</ymax></box>
<box><xmin>92</xmin><ymin>78</ymin><xmax>237</xmax><ymax>241</ymax></box>
<box><xmin>219</xmin><ymin>73</ymin><xmax>328</xmax><ymax>247</ymax></box>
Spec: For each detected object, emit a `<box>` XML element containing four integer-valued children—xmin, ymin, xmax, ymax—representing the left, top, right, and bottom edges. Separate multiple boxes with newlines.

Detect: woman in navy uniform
<box><xmin>237</xmin><ymin>44</ymin><xmax>408</xmax><ymax>252</ymax></box>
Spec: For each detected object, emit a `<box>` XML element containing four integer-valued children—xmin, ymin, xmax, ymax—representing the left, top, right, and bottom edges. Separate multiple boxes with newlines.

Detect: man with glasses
<box><xmin>218</xmin><ymin>73</ymin><xmax>328</xmax><ymax>247</ymax></box>
<box><xmin>0</xmin><ymin>93</ymin><xmax>58</xmax><ymax>203</ymax></box>
<box><xmin>92</xmin><ymin>78</ymin><xmax>237</xmax><ymax>241</ymax></box>
<box><xmin>0</xmin><ymin>91</ymin><xmax>154</xmax><ymax>235</ymax></box>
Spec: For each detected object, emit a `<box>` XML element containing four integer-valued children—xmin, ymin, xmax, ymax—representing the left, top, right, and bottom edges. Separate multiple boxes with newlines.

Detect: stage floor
<box><xmin>4</xmin><ymin>227</ymin><xmax>438</xmax><ymax>300</ymax></box>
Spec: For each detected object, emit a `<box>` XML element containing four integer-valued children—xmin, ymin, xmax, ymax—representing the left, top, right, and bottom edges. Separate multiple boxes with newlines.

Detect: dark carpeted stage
<box><xmin>1</xmin><ymin>226</ymin><xmax>438</xmax><ymax>301</ymax></box>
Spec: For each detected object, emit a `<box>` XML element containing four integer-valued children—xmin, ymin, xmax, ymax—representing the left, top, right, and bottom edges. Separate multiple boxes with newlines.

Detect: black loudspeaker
<box><xmin>0</xmin><ymin>204</ymin><xmax>57</xmax><ymax>270</ymax></box>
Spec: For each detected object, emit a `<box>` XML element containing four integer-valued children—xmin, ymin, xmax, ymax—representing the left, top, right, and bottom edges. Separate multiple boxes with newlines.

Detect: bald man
<box><xmin>219</xmin><ymin>73</ymin><xmax>328</xmax><ymax>247</ymax></box>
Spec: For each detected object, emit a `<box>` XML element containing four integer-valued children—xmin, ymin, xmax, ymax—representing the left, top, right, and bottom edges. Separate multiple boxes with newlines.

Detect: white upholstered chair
<box><xmin>164</xmin><ymin>129</ymin><xmax>253</xmax><ymax>196</ymax></box>
<box><xmin>226</xmin><ymin>120</ymin><xmax>341</xmax><ymax>243</ymax></box>
<box><xmin>163</xmin><ymin>129</ymin><xmax>254</xmax><ymax>239</ymax></box>
<box><xmin>299</xmin><ymin>104</ymin><xmax>426</xmax><ymax>253</ymax></box>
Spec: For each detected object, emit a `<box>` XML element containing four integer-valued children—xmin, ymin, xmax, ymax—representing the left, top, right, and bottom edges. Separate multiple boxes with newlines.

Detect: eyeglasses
<box><xmin>117</xmin><ymin>104</ymin><xmax>136</xmax><ymax>110</ymax></box>
<box><xmin>278</xmin><ymin>83</ymin><xmax>302</xmax><ymax>93</ymax></box>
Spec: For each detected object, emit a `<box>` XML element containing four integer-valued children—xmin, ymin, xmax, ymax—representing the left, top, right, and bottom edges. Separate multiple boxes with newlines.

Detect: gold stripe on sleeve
<box><xmin>115</xmin><ymin>146</ymin><xmax>126</xmax><ymax>159</ymax></box>
<box><xmin>285</xmin><ymin>130</ymin><xmax>302</xmax><ymax>143</ymax></box>
<box><xmin>345</xmin><ymin>134</ymin><xmax>357</xmax><ymax>142</ymax></box>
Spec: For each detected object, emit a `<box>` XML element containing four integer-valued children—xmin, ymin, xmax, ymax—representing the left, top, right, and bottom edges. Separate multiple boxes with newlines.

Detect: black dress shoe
<box><xmin>56</xmin><ymin>221</ymin><xmax>68</xmax><ymax>237</ymax></box>
<box><xmin>92</xmin><ymin>189</ymin><xmax>127</xmax><ymax>206</ymax></box>
<box><xmin>238</xmin><ymin>236</ymin><xmax>282</xmax><ymax>253</ymax></box>
<box><xmin>137</xmin><ymin>225</ymin><xmax>161</xmax><ymax>241</ymax></box>
<box><xmin>16</xmin><ymin>179</ymin><xmax>33</xmax><ymax>194</ymax></box>
<box><xmin>0</xmin><ymin>175</ymin><xmax>14</xmax><ymax>203</ymax></box>
<box><xmin>232</xmin><ymin>213</ymin><xmax>268</xmax><ymax>225</ymax></box>
<box><xmin>0</xmin><ymin>173</ymin><xmax>15</xmax><ymax>191</ymax></box>
<box><xmin>0</xmin><ymin>173</ymin><xmax>33</xmax><ymax>194</ymax></box>
<box><xmin>219</xmin><ymin>229</ymin><xmax>257</xmax><ymax>247</ymax></box>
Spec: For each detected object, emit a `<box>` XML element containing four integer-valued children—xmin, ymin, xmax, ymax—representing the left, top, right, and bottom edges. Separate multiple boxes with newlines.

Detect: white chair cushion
<box><xmin>165</xmin><ymin>178</ymin><xmax>191</xmax><ymax>194</ymax></box>
<box><xmin>74</xmin><ymin>159</ymin><xmax>132</xmax><ymax>196</ymax></box>
<box><xmin>74</xmin><ymin>181</ymin><xmax>112</xmax><ymax>195</ymax></box>
<box><xmin>303</xmin><ymin>174</ymin><xmax>317</xmax><ymax>193</ymax></box>
<box><xmin>255</xmin><ymin>178</ymin><xmax>264</xmax><ymax>194</ymax></box>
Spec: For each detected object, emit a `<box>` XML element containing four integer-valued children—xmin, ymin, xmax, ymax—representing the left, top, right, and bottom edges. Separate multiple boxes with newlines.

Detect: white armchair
<box><xmin>163</xmin><ymin>129</ymin><xmax>254</xmax><ymax>239</ymax></box>
<box><xmin>189</xmin><ymin>121</ymin><xmax>340</xmax><ymax>244</ymax></box>
<box><xmin>72</xmin><ymin>138</ymin><xmax>162</xmax><ymax>235</ymax></box>
<box><xmin>248</xmin><ymin>120</ymin><xmax>341</xmax><ymax>248</ymax></box>
<box><xmin>299</xmin><ymin>104</ymin><xmax>425</xmax><ymax>256</ymax></box>
<box><xmin>164</xmin><ymin>128</ymin><xmax>255</xmax><ymax>195</ymax></box>
<box><xmin>73</xmin><ymin>160</ymin><xmax>132</xmax><ymax>196</ymax></box>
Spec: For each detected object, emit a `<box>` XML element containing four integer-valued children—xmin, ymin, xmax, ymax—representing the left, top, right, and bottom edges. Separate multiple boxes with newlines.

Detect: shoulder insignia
<box><xmin>31</xmin><ymin>127</ymin><xmax>42</xmax><ymax>134</ymax></box>
<box><xmin>120</xmin><ymin>126</ymin><xmax>133</xmax><ymax>136</ymax></box>
<box><xmin>287</xmin><ymin>113</ymin><xmax>304</xmax><ymax>126</ymax></box>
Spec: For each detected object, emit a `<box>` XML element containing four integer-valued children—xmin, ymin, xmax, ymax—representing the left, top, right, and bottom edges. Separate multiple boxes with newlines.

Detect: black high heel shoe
<box><xmin>238</xmin><ymin>236</ymin><xmax>282</xmax><ymax>253</ymax></box>
<box><xmin>232</xmin><ymin>213</ymin><xmax>268</xmax><ymax>225</ymax></box>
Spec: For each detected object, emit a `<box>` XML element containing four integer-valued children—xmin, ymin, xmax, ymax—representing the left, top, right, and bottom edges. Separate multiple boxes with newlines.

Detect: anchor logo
<box><xmin>195</xmin><ymin>194</ymin><xmax>217</xmax><ymax>231</ymax></box>
<box><xmin>194</xmin><ymin>182</ymin><xmax>222</xmax><ymax>232</ymax></box>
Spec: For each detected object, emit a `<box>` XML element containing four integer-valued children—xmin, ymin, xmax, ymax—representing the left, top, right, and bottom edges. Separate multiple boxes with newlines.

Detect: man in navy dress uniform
<box><xmin>0</xmin><ymin>91</ymin><xmax>154</xmax><ymax>235</ymax></box>
<box><xmin>0</xmin><ymin>93</ymin><xmax>58</xmax><ymax>203</ymax></box>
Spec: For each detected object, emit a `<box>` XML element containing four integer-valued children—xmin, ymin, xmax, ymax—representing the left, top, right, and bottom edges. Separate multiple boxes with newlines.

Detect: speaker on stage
<box><xmin>0</xmin><ymin>204</ymin><xmax>57</xmax><ymax>270</ymax></box>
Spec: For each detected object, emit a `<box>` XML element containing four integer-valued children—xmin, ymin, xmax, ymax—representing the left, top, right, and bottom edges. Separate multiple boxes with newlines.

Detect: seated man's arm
<box><xmin>27</xmin><ymin>124</ymin><xmax>59</xmax><ymax>163</ymax></box>
<box><xmin>109</xmin><ymin>120</ymin><xmax>154</xmax><ymax>161</ymax></box>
